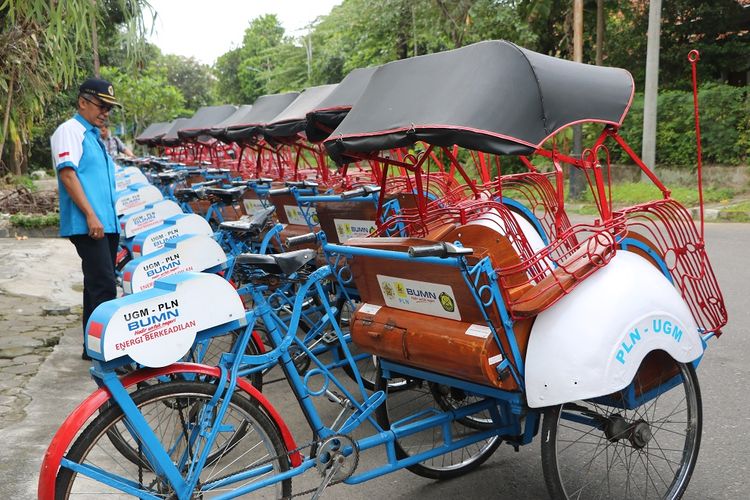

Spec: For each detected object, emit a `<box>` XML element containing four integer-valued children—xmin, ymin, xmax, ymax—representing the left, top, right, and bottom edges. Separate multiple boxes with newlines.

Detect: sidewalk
<box><xmin>0</xmin><ymin>237</ymin><xmax>94</xmax><ymax>497</ymax></box>
<box><xmin>0</xmin><ymin>238</ymin><xmax>83</xmax><ymax>429</ymax></box>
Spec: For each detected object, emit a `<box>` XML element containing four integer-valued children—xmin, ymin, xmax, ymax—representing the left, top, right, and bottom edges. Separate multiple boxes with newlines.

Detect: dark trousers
<box><xmin>70</xmin><ymin>233</ymin><xmax>119</xmax><ymax>343</ymax></box>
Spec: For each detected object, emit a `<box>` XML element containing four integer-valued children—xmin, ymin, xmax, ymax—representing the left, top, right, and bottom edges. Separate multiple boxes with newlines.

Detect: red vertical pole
<box><xmin>688</xmin><ymin>50</ymin><xmax>705</xmax><ymax>240</ymax></box>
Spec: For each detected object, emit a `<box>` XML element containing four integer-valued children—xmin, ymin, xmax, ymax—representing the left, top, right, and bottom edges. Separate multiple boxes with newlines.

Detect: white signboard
<box><xmin>334</xmin><ymin>218</ymin><xmax>377</xmax><ymax>242</ymax></box>
<box><xmin>116</xmin><ymin>171</ymin><xmax>149</xmax><ymax>192</ymax></box>
<box><xmin>376</xmin><ymin>275</ymin><xmax>461</xmax><ymax>321</ymax></box>
<box><xmin>284</xmin><ymin>205</ymin><xmax>316</xmax><ymax>225</ymax></box>
<box><xmin>120</xmin><ymin>200</ymin><xmax>183</xmax><ymax>238</ymax></box>
<box><xmin>123</xmin><ymin>235</ymin><xmax>227</xmax><ymax>294</ymax></box>
<box><xmin>115</xmin><ymin>184</ymin><xmax>164</xmax><ymax>216</ymax></box>
<box><xmin>133</xmin><ymin>214</ymin><xmax>214</xmax><ymax>257</ymax></box>
<box><xmin>243</xmin><ymin>198</ymin><xmax>266</xmax><ymax>215</ymax></box>
<box><xmin>115</xmin><ymin>166</ymin><xmax>143</xmax><ymax>179</ymax></box>
<box><xmin>87</xmin><ymin>273</ymin><xmax>245</xmax><ymax>367</ymax></box>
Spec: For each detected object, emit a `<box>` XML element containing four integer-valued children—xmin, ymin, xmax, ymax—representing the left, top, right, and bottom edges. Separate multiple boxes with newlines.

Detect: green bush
<box><xmin>614</xmin><ymin>83</ymin><xmax>749</xmax><ymax>168</ymax></box>
<box><xmin>9</xmin><ymin>213</ymin><xmax>60</xmax><ymax>228</ymax></box>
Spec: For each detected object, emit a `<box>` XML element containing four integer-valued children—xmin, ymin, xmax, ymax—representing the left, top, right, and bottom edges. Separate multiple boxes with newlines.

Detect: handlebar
<box><xmin>268</xmin><ymin>187</ymin><xmax>291</xmax><ymax>196</ymax></box>
<box><xmin>197</xmin><ymin>179</ymin><xmax>221</xmax><ymax>188</ymax></box>
<box><xmin>408</xmin><ymin>242</ymin><xmax>473</xmax><ymax>258</ymax></box>
<box><xmin>340</xmin><ymin>185</ymin><xmax>382</xmax><ymax>199</ymax></box>
<box><xmin>286</xmin><ymin>232</ymin><xmax>318</xmax><ymax>248</ymax></box>
<box><xmin>285</xmin><ymin>180</ymin><xmax>318</xmax><ymax>188</ymax></box>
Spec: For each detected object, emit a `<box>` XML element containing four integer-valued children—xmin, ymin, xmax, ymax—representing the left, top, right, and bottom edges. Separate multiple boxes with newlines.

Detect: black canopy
<box><xmin>324</xmin><ymin>41</ymin><xmax>634</xmax><ymax>163</ymax></box>
<box><xmin>135</xmin><ymin>122</ymin><xmax>171</xmax><ymax>146</ymax></box>
<box><xmin>305</xmin><ymin>67</ymin><xmax>377</xmax><ymax>143</ymax></box>
<box><xmin>160</xmin><ymin>118</ymin><xmax>191</xmax><ymax>147</ymax></box>
<box><xmin>177</xmin><ymin>105</ymin><xmax>238</xmax><ymax>140</ymax></box>
<box><xmin>264</xmin><ymin>84</ymin><xmax>338</xmax><ymax>139</ymax></box>
<box><xmin>224</xmin><ymin>92</ymin><xmax>300</xmax><ymax>143</ymax></box>
<box><xmin>208</xmin><ymin>105</ymin><xmax>253</xmax><ymax>142</ymax></box>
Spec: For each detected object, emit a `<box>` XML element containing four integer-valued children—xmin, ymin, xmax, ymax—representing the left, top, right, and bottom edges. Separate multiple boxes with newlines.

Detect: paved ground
<box><xmin>0</xmin><ymin>225</ymin><xmax>748</xmax><ymax>499</ymax></box>
<box><xmin>0</xmin><ymin>238</ymin><xmax>82</xmax><ymax>429</ymax></box>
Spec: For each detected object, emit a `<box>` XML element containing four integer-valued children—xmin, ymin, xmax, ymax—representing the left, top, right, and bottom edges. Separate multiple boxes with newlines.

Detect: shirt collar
<box><xmin>74</xmin><ymin>113</ymin><xmax>99</xmax><ymax>135</ymax></box>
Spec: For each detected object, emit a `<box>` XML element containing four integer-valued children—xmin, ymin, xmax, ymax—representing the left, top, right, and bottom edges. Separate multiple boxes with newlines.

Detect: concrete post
<box><xmin>570</xmin><ymin>0</ymin><xmax>585</xmax><ymax>199</ymax></box>
<box><xmin>642</xmin><ymin>0</ymin><xmax>662</xmax><ymax>177</ymax></box>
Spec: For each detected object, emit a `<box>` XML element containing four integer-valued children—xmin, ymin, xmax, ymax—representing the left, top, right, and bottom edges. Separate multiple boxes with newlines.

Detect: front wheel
<box><xmin>541</xmin><ymin>354</ymin><xmax>702</xmax><ymax>499</ymax></box>
<box><xmin>55</xmin><ymin>380</ymin><xmax>292</xmax><ymax>499</ymax></box>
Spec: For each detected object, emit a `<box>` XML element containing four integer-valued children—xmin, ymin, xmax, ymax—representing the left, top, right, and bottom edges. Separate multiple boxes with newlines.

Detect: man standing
<box><xmin>100</xmin><ymin>125</ymin><xmax>135</xmax><ymax>158</ymax></box>
<box><xmin>51</xmin><ymin>78</ymin><xmax>122</xmax><ymax>360</ymax></box>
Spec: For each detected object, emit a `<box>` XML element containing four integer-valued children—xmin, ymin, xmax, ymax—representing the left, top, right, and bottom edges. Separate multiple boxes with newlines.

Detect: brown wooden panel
<box><xmin>351</xmin><ymin>305</ymin><xmax>532</xmax><ymax>390</ymax></box>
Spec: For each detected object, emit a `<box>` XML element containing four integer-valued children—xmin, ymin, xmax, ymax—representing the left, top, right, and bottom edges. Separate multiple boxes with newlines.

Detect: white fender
<box><xmin>85</xmin><ymin>272</ymin><xmax>245</xmax><ymax>367</ymax></box>
<box><xmin>132</xmin><ymin>213</ymin><xmax>214</xmax><ymax>257</ymax></box>
<box><xmin>115</xmin><ymin>183</ymin><xmax>164</xmax><ymax>216</ymax></box>
<box><xmin>122</xmin><ymin>234</ymin><xmax>227</xmax><ymax>294</ymax></box>
<box><xmin>115</xmin><ymin>171</ymin><xmax>149</xmax><ymax>192</ymax></box>
<box><xmin>120</xmin><ymin>200</ymin><xmax>183</xmax><ymax>239</ymax></box>
<box><xmin>466</xmin><ymin>209</ymin><xmax>553</xmax><ymax>278</ymax></box>
<box><xmin>525</xmin><ymin>251</ymin><xmax>703</xmax><ymax>408</ymax></box>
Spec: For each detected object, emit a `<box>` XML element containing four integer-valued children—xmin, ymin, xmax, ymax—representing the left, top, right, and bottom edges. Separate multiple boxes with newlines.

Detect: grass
<box><xmin>723</xmin><ymin>199</ymin><xmax>750</xmax><ymax>212</ymax></box>
<box><xmin>1</xmin><ymin>174</ymin><xmax>38</xmax><ymax>192</ymax></box>
<box><xmin>9</xmin><ymin>213</ymin><xmax>60</xmax><ymax>228</ymax></box>
<box><xmin>567</xmin><ymin>182</ymin><xmax>737</xmax><ymax>214</ymax></box>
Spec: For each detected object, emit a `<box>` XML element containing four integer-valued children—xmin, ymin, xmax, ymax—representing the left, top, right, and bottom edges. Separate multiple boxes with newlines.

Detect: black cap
<box><xmin>79</xmin><ymin>78</ymin><xmax>122</xmax><ymax>107</ymax></box>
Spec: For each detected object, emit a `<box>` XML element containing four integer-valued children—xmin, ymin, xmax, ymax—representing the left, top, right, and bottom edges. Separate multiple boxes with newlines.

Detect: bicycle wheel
<box><xmin>56</xmin><ymin>380</ymin><xmax>292</xmax><ymax>499</ymax></box>
<box><xmin>540</xmin><ymin>353</ymin><xmax>702</xmax><ymax>500</ymax></box>
<box><xmin>374</xmin><ymin>372</ymin><xmax>501</xmax><ymax>480</ymax></box>
<box><xmin>104</xmin><ymin>331</ymin><xmax>264</xmax><ymax>466</ymax></box>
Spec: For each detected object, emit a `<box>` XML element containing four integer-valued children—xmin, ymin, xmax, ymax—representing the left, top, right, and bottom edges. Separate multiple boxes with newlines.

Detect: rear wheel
<box><xmin>374</xmin><ymin>371</ymin><xmax>501</xmax><ymax>479</ymax></box>
<box><xmin>541</xmin><ymin>354</ymin><xmax>701</xmax><ymax>499</ymax></box>
<box><xmin>57</xmin><ymin>380</ymin><xmax>292</xmax><ymax>499</ymax></box>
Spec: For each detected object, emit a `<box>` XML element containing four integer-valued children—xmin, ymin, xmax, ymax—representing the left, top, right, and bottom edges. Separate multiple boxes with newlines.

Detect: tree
<box><xmin>0</xmin><ymin>0</ymin><xmax>151</xmax><ymax>174</ymax></box>
<box><xmin>156</xmin><ymin>54</ymin><xmax>216</xmax><ymax>111</ymax></box>
<box><xmin>101</xmin><ymin>66</ymin><xmax>185</xmax><ymax>138</ymax></box>
<box><xmin>215</xmin><ymin>48</ymin><xmax>246</xmax><ymax>104</ymax></box>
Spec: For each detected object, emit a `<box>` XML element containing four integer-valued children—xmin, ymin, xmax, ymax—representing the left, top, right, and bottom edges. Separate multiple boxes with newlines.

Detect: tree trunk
<box><xmin>0</xmin><ymin>70</ymin><xmax>15</xmax><ymax>168</ymax></box>
<box><xmin>596</xmin><ymin>0</ymin><xmax>604</xmax><ymax>66</ymax></box>
<box><xmin>91</xmin><ymin>0</ymin><xmax>100</xmax><ymax>77</ymax></box>
<box><xmin>9</xmin><ymin>131</ymin><xmax>24</xmax><ymax>176</ymax></box>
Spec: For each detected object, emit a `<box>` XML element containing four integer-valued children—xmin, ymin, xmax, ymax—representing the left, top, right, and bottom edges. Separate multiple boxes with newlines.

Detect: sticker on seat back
<box><xmin>334</xmin><ymin>218</ymin><xmax>377</xmax><ymax>242</ymax></box>
<box><xmin>376</xmin><ymin>275</ymin><xmax>461</xmax><ymax>321</ymax></box>
<box><xmin>243</xmin><ymin>198</ymin><xmax>265</xmax><ymax>215</ymax></box>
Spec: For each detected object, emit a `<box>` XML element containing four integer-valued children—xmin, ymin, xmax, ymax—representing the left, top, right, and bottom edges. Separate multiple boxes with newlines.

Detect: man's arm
<box><xmin>116</xmin><ymin>136</ymin><xmax>135</xmax><ymax>158</ymax></box>
<box><xmin>58</xmin><ymin>168</ymin><xmax>105</xmax><ymax>239</ymax></box>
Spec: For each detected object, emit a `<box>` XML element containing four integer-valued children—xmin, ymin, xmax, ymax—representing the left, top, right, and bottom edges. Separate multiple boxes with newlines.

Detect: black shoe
<box><xmin>81</xmin><ymin>348</ymin><xmax>92</xmax><ymax>361</ymax></box>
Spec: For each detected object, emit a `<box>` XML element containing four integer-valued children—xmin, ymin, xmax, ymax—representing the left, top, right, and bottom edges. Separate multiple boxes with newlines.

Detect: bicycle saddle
<box><xmin>205</xmin><ymin>186</ymin><xmax>246</xmax><ymax>203</ymax></box>
<box><xmin>219</xmin><ymin>207</ymin><xmax>275</xmax><ymax>234</ymax></box>
<box><xmin>235</xmin><ymin>248</ymin><xmax>316</xmax><ymax>275</ymax></box>
<box><xmin>157</xmin><ymin>170</ymin><xmax>186</xmax><ymax>181</ymax></box>
<box><xmin>174</xmin><ymin>187</ymin><xmax>204</xmax><ymax>201</ymax></box>
<box><xmin>148</xmin><ymin>159</ymin><xmax>170</xmax><ymax>170</ymax></box>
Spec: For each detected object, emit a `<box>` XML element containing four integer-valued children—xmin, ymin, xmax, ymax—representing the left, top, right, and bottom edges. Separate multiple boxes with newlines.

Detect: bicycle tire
<box><xmin>55</xmin><ymin>380</ymin><xmax>292</xmax><ymax>499</ymax></box>
<box><xmin>540</xmin><ymin>353</ymin><xmax>702</xmax><ymax>499</ymax></box>
<box><xmin>374</xmin><ymin>371</ymin><xmax>501</xmax><ymax>480</ymax></box>
<box><xmin>103</xmin><ymin>330</ymin><xmax>264</xmax><ymax>466</ymax></box>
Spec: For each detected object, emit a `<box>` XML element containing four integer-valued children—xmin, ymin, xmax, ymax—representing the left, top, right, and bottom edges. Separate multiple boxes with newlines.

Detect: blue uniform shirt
<box><xmin>51</xmin><ymin>114</ymin><xmax>119</xmax><ymax>237</ymax></box>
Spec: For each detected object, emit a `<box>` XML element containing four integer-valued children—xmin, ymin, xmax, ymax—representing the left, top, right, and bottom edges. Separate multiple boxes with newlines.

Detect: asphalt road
<box><xmin>2</xmin><ymin>223</ymin><xmax>749</xmax><ymax>499</ymax></box>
